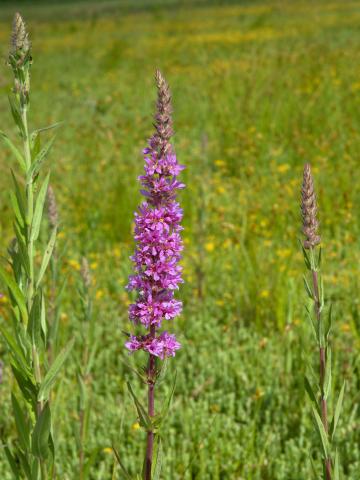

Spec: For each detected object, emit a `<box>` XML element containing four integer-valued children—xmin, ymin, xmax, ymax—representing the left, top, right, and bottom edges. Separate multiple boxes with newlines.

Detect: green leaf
<box><xmin>304</xmin><ymin>376</ymin><xmax>320</xmax><ymax>415</ymax></box>
<box><xmin>30</xmin><ymin>131</ymin><xmax>41</xmax><ymax>161</ymax></box>
<box><xmin>160</xmin><ymin>371</ymin><xmax>177</xmax><ymax>421</ymax></box>
<box><xmin>11</xmin><ymin>364</ymin><xmax>37</xmax><ymax>406</ymax></box>
<box><xmin>0</xmin><ymin>263</ymin><xmax>28</xmax><ymax>323</ymax></box>
<box><xmin>40</xmin><ymin>292</ymin><xmax>47</xmax><ymax>345</ymax></box>
<box><xmin>301</xmin><ymin>244</ymin><xmax>311</xmax><ymax>270</ymax></box>
<box><xmin>0</xmin><ymin>130</ymin><xmax>26</xmax><ymax>171</ymax></box>
<box><xmin>127</xmin><ymin>381</ymin><xmax>152</xmax><ymax>430</ymax></box>
<box><xmin>8</xmin><ymin>95</ymin><xmax>25</xmax><ymax>138</ymax></box>
<box><xmin>31</xmin><ymin>402</ymin><xmax>51</xmax><ymax>459</ymax></box>
<box><xmin>111</xmin><ymin>445</ymin><xmax>132</xmax><ymax>480</ymax></box>
<box><xmin>36</xmin><ymin>227</ymin><xmax>57</xmax><ymax>289</ymax></box>
<box><xmin>30</xmin><ymin>172</ymin><xmax>50</xmax><ymax>241</ymax></box>
<box><xmin>28</xmin><ymin>137</ymin><xmax>55</xmax><ymax>181</ymax></box>
<box><xmin>28</xmin><ymin>293</ymin><xmax>42</xmax><ymax>349</ymax></box>
<box><xmin>10</xmin><ymin>190</ymin><xmax>25</xmax><ymax>229</ymax></box>
<box><xmin>10</xmin><ymin>170</ymin><xmax>27</xmax><ymax>225</ymax></box>
<box><xmin>323</xmin><ymin>348</ymin><xmax>332</xmax><ymax>400</ymax></box>
<box><xmin>319</xmin><ymin>275</ymin><xmax>325</xmax><ymax>311</ymax></box>
<box><xmin>11</xmin><ymin>393</ymin><xmax>30</xmax><ymax>451</ymax></box>
<box><xmin>331</xmin><ymin>381</ymin><xmax>345</xmax><ymax>440</ymax></box>
<box><xmin>334</xmin><ymin>449</ymin><xmax>340</xmax><ymax>480</ymax></box>
<box><xmin>4</xmin><ymin>445</ymin><xmax>21</xmax><ymax>478</ymax></box>
<box><xmin>317</xmin><ymin>247</ymin><xmax>322</xmax><ymax>269</ymax></box>
<box><xmin>31</xmin><ymin>122</ymin><xmax>63</xmax><ymax>137</ymax></box>
<box><xmin>152</xmin><ymin>436</ymin><xmax>163</xmax><ymax>480</ymax></box>
<box><xmin>325</xmin><ymin>305</ymin><xmax>332</xmax><ymax>343</ymax></box>
<box><xmin>13</xmin><ymin>221</ymin><xmax>30</xmax><ymax>278</ymax></box>
<box><xmin>38</xmin><ymin>338</ymin><xmax>75</xmax><ymax>402</ymax></box>
<box><xmin>309</xmin><ymin>455</ymin><xmax>319</xmax><ymax>479</ymax></box>
<box><xmin>0</xmin><ymin>323</ymin><xmax>29</xmax><ymax>374</ymax></box>
<box><xmin>303</xmin><ymin>275</ymin><xmax>313</xmax><ymax>299</ymax></box>
<box><xmin>311</xmin><ymin>405</ymin><xmax>330</xmax><ymax>460</ymax></box>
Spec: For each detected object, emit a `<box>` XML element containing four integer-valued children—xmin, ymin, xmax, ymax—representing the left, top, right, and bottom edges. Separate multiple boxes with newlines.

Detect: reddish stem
<box><xmin>145</xmin><ymin>325</ymin><xmax>156</xmax><ymax>480</ymax></box>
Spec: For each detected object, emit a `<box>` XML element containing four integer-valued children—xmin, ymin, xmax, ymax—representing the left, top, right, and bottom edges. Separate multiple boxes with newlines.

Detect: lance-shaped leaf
<box><xmin>36</xmin><ymin>227</ymin><xmax>57</xmax><ymax>289</ymax></box>
<box><xmin>8</xmin><ymin>95</ymin><xmax>25</xmax><ymax>138</ymax></box>
<box><xmin>331</xmin><ymin>381</ymin><xmax>345</xmax><ymax>440</ymax></box>
<box><xmin>152</xmin><ymin>435</ymin><xmax>163</xmax><ymax>480</ymax></box>
<box><xmin>334</xmin><ymin>449</ymin><xmax>340</xmax><ymax>480</ymax></box>
<box><xmin>31</xmin><ymin>402</ymin><xmax>51</xmax><ymax>459</ymax></box>
<box><xmin>11</xmin><ymin>364</ymin><xmax>37</xmax><ymax>406</ymax></box>
<box><xmin>4</xmin><ymin>445</ymin><xmax>21</xmax><ymax>478</ymax></box>
<box><xmin>10</xmin><ymin>189</ymin><xmax>25</xmax><ymax>228</ymax></box>
<box><xmin>160</xmin><ymin>371</ymin><xmax>177</xmax><ymax>421</ymax></box>
<box><xmin>304</xmin><ymin>376</ymin><xmax>320</xmax><ymax>416</ymax></box>
<box><xmin>0</xmin><ymin>264</ymin><xmax>28</xmax><ymax>323</ymax></box>
<box><xmin>303</xmin><ymin>275</ymin><xmax>313</xmax><ymax>300</ymax></box>
<box><xmin>28</xmin><ymin>293</ymin><xmax>42</xmax><ymax>349</ymax></box>
<box><xmin>11</xmin><ymin>393</ymin><xmax>30</xmax><ymax>451</ymax></box>
<box><xmin>112</xmin><ymin>445</ymin><xmax>132</xmax><ymax>480</ymax></box>
<box><xmin>28</xmin><ymin>136</ymin><xmax>55</xmax><ymax>181</ymax></box>
<box><xmin>0</xmin><ymin>130</ymin><xmax>27</xmax><ymax>171</ymax></box>
<box><xmin>127</xmin><ymin>381</ymin><xmax>152</xmax><ymax>430</ymax></box>
<box><xmin>38</xmin><ymin>338</ymin><xmax>74</xmax><ymax>402</ymax></box>
<box><xmin>312</xmin><ymin>405</ymin><xmax>330</xmax><ymax>460</ymax></box>
<box><xmin>10</xmin><ymin>169</ymin><xmax>27</xmax><ymax>225</ymax></box>
<box><xmin>325</xmin><ymin>305</ymin><xmax>332</xmax><ymax>344</ymax></box>
<box><xmin>309</xmin><ymin>455</ymin><xmax>319</xmax><ymax>479</ymax></box>
<box><xmin>14</xmin><ymin>221</ymin><xmax>30</xmax><ymax>277</ymax></box>
<box><xmin>0</xmin><ymin>324</ymin><xmax>30</xmax><ymax>375</ymax></box>
<box><xmin>301</xmin><ymin>244</ymin><xmax>311</xmax><ymax>270</ymax></box>
<box><xmin>30</xmin><ymin>172</ymin><xmax>50</xmax><ymax>241</ymax></box>
<box><xmin>323</xmin><ymin>348</ymin><xmax>332</xmax><ymax>400</ymax></box>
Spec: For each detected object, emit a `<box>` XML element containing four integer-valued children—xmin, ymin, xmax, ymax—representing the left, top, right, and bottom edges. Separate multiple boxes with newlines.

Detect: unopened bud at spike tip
<box><xmin>151</xmin><ymin>69</ymin><xmax>174</xmax><ymax>158</ymax></box>
<box><xmin>301</xmin><ymin>163</ymin><xmax>321</xmax><ymax>249</ymax></box>
<box><xmin>10</xmin><ymin>12</ymin><xmax>31</xmax><ymax>56</ymax></box>
<box><xmin>81</xmin><ymin>257</ymin><xmax>91</xmax><ymax>289</ymax></box>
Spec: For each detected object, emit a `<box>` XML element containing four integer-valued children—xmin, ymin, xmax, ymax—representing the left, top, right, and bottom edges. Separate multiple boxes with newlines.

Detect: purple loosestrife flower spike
<box><xmin>125</xmin><ymin>71</ymin><xmax>184</xmax><ymax>360</ymax></box>
<box><xmin>301</xmin><ymin>163</ymin><xmax>321</xmax><ymax>249</ymax></box>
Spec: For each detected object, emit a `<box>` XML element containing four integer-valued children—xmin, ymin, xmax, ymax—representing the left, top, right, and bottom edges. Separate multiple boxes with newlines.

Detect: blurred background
<box><xmin>0</xmin><ymin>1</ymin><xmax>359</xmax><ymax>478</ymax></box>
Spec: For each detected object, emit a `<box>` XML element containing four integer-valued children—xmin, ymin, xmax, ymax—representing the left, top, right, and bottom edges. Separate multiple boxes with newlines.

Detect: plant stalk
<box><xmin>311</xmin><ymin>261</ymin><xmax>331</xmax><ymax>480</ymax></box>
<box><xmin>145</xmin><ymin>325</ymin><xmax>156</xmax><ymax>480</ymax></box>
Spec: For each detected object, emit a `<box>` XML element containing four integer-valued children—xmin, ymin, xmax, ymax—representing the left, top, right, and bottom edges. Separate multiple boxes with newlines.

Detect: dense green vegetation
<box><xmin>0</xmin><ymin>1</ymin><xmax>359</xmax><ymax>478</ymax></box>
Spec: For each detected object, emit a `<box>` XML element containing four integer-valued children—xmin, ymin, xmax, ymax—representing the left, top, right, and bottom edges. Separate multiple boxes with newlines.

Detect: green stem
<box><xmin>21</xmin><ymin>105</ymin><xmax>35</xmax><ymax>311</ymax></box>
<box><xmin>310</xmin><ymin>248</ymin><xmax>331</xmax><ymax>480</ymax></box>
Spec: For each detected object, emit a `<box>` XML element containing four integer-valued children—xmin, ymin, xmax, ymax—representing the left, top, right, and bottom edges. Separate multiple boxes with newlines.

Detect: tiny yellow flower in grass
<box><xmin>259</xmin><ymin>290</ymin><xmax>270</xmax><ymax>299</ymax></box>
<box><xmin>276</xmin><ymin>248</ymin><xmax>292</xmax><ymax>259</ymax></box>
<box><xmin>215</xmin><ymin>299</ymin><xmax>225</xmax><ymax>306</ymax></box>
<box><xmin>214</xmin><ymin>159</ymin><xmax>226</xmax><ymax>167</ymax></box>
<box><xmin>253</xmin><ymin>388</ymin><xmax>265</xmax><ymax>400</ymax></box>
<box><xmin>103</xmin><ymin>447</ymin><xmax>113</xmax><ymax>454</ymax></box>
<box><xmin>132</xmin><ymin>422</ymin><xmax>141</xmax><ymax>431</ymax></box>
<box><xmin>277</xmin><ymin>163</ymin><xmax>290</xmax><ymax>173</ymax></box>
<box><xmin>68</xmin><ymin>259</ymin><xmax>81</xmax><ymax>271</ymax></box>
<box><xmin>0</xmin><ymin>295</ymin><xmax>8</xmax><ymax>304</ymax></box>
<box><xmin>205</xmin><ymin>242</ymin><xmax>215</xmax><ymax>252</ymax></box>
<box><xmin>340</xmin><ymin>323</ymin><xmax>351</xmax><ymax>333</ymax></box>
<box><xmin>95</xmin><ymin>289</ymin><xmax>104</xmax><ymax>300</ymax></box>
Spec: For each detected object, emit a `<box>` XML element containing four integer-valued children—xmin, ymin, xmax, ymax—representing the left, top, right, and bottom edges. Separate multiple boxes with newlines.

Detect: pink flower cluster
<box><xmin>125</xmin><ymin>331</ymin><xmax>180</xmax><ymax>360</ymax></box>
<box><xmin>125</xmin><ymin>142</ymin><xmax>185</xmax><ymax>358</ymax></box>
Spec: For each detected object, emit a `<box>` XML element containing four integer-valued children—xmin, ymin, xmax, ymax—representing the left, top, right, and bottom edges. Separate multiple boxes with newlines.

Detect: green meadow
<box><xmin>0</xmin><ymin>1</ymin><xmax>359</xmax><ymax>478</ymax></box>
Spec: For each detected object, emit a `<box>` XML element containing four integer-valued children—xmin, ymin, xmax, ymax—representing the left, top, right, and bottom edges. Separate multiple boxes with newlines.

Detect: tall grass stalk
<box><xmin>301</xmin><ymin>163</ymin><xmax>345</xmax><ymax>480</ymax></box>
<box><xmin>0</xmin><ymin>13</ymin><xmax>73</xmax><ymax>479</ymax></box>
<box><xmin>77</xmin><ymin>257</ymin><xmax>96</xmax><ymax>479</ymax></box>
